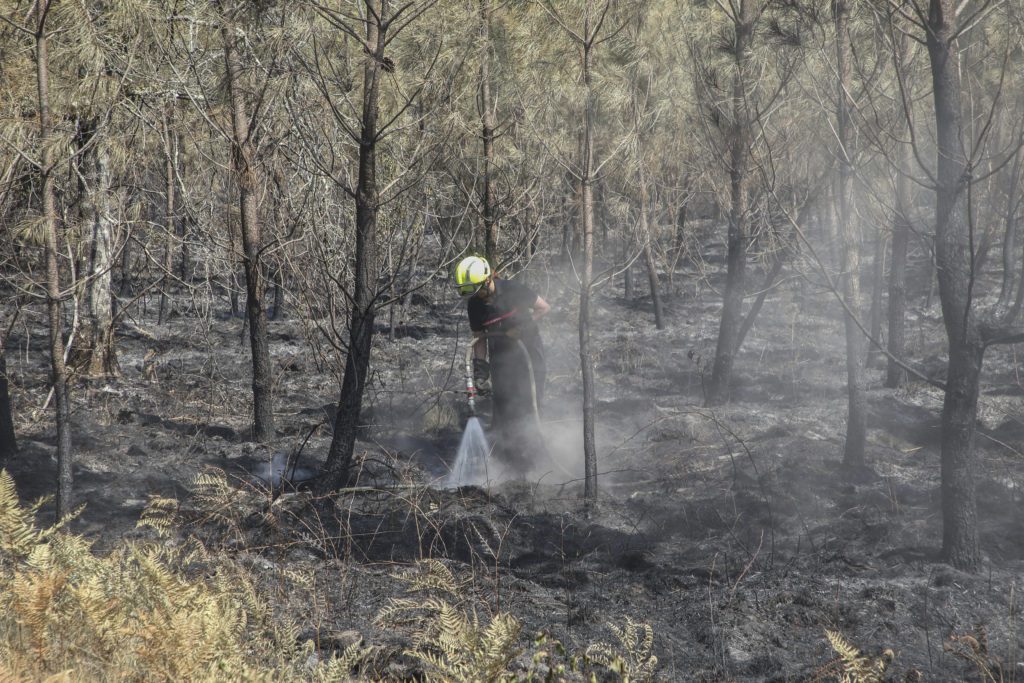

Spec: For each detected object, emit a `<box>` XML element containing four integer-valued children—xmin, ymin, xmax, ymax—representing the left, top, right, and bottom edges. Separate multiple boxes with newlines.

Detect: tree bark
<box><xmin>323</xmin><ymin>0</ymin><xmax>386</xmax><ymax>490</ymax></box>
<box><xmin>222</xmin><ymin>19</ymin><xmax>274</xmax><ymax>442</ymax></box>
<box><xmin>833</xmin><ymin>0</ymin><xmax>866</xmax><ymax>469</ymax></box>
<box><xmin>867</xmin><ymin>231</ymin><xmax>885</xmax><ymax>367</ymax></box>
<box><xmin>707</xmin><ymin>0</ymin><xmax>754</xmax><ymax>405</ymax></box>
<box><xmin>886</xmin><ymin>134</ymin><xmax>911</xmax><ymax>388</ymax></box>
<box><xmin>580</xmin><ymin>10</ymin><xmax>598</xmax><ymax>502</ymax></box>
<box><xmin>667</xmin><ymin>198</ymin><xmax>687</xmax><ymax>290</ymax></box>
<box><xmin>480</xmin><ymin>0</ymin><xmax>498</xmax><ymax>264</ymax></box>
<box><xmin>0</xmin><ymin>350</ymin><xmax>16</xmax><ymax>464</ymax></box>
<box><xmin>159</xmin><ymin>109</ymin><xmax>177</xmax><ymax>326</ymax></box>
<box><xmin>674</xmin><ymin>199</ymin><xmax>688</xmax><ymax>260</ymax></box>
<box><xmin>639</xmin><ymin>165</ymin><xmax>664</xmax><ymax>329</ymax></box>
<box><xmin>926</xmin><ymin>0</ymin><xmax>981</xmax><ymax>570</ymax></box>
<box><xmin>997</xmin><ymin>147</ymin><xmax>1022</xmax><ymax>309</ymax></box>
<box><xmin>35</xmin><ymin>0</ymin><xmax>73</xmax><ymax>517</ymax></box>
<box><xmin>271</xmin><ymin>165</ymin><xmax>295</xmax><ymax>321</ymax></box>
<box><xmin>623</xmin><ymin>229</ymin><xmax>634</xmax><ymax>300</ymax></box>
<box><xmin>76</xmin><ymin>117</ymin><xmax>118</xmax><ymax>377</ymax></box>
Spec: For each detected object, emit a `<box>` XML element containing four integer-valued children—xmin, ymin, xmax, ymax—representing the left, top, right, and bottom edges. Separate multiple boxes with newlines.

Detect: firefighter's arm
<box><xmin>471</xmin><ymin>333</ymin><xmax>490</xmax><ymax>387</ymax></box>
<box><xmin>532</xmin><ymin>295</ymin><xmax>551</xmax><ymax>321</ymax></box>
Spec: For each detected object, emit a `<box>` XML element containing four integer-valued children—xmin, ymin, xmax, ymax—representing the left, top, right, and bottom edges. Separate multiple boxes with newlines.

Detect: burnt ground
<box><xmin>3</xmin><ymin>244</ymin><xmax>1024</xmax><ymax>681</ymax></box>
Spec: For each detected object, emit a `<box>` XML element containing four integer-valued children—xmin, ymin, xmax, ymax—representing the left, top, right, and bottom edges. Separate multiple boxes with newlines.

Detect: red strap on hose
<box><xmin>482</xmin><ymin>308</ymin><xmax>519</xmax><ymax>327</ymax></box>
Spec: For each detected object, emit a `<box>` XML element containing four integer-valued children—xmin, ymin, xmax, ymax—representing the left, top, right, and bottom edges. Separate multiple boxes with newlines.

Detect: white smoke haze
<box><xmin>528</xmin><ymin>416</ymin><xmax>586</xmax><ymax>485</ymax></box>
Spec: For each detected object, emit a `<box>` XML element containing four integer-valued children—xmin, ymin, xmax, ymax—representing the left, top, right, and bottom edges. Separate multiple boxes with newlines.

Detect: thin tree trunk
<box><xmin>323</xmin><ymin>0</ymin><xmax>386</xmax><ymax>489</ymax></box>
<box><xmin>270</xmin><ymin>165</ymin><xmax>294</xmax><ymax>321</ymax></box>
<box><xmin>639</xmin><ymin>166</ymin><xmax>664</xmax><ymax>329</ymax></box>
<box><xmin>925</xmin><ymin>240</ymin><xmax>937</xmax><ymax>308</ymax></box>
<box><xmin>927</xmin><ymin>0</ymin><xmax>981</xmax><ymax>571</ymax></box>
<box><xmin>735</xmin><ymin>203</ymin><xmax>811</xmax><ymax>351</ymax></box>
<box><xmin>229</xmin><ymin>269</ymin><xmax>241</xmax><ymax>319</ymax></box>
<box><xmin>560</xmin><ymin>218</ymin><xmax>572</xmax><ymax>264</ymax></box>
<box><xmin>77</xmin><ymin>118</ymin><xmax>118</xmax><ymax>377</ymax></box>
<box><xmin>623</xmin><ymin>228</ymin><xmax>633</xmax><ymax>300</ymax></box>
<box><xmin>222</xmin><ymin>19</ymin><xmax>274</xmax><ymax>442</ymax></box>
<box><xmin>580</xmin><ymin>18</ymin><xmax>598</xmax><ymax>502</ymax></box>
<box><xmin>867</xmin><ymin>231</ymin><xmax>885</xmax><ymax>367</ymax></box>
<box><xmin>272</xmin><ymin>267</ymin><xmax>284</xmax><ymax>320</ymax></box>
<box><xmin>118</xmin><ymin>224</ymin><xmax>132</xmax><ymax>299</ymax></box>
<box><xmin>667</xmin><ymin>199</ymin><xmax>687</xmax><ymax>291</ymax></box>
<box><xmin>480</xmin><ymin>0</ymin><xmax>497</xmax><ymax>264</ymax></box>
<box><xmin>675</xmin><ymin>199</ymin><xmax>688</xmax><ymax>257</ymax></box>
<box><xmin>825</xmin><ymin>180</ymin><xmax>841</xmax><ymax>272</ymax></box>
<box><xmin>997</xmin><ymin>147</ymin><xmax>1022</xmax><ymax>308</ymax></box>
<box><xmin>886</xmin><ymin>133</ymin><xmax>911</xmax><ymax>388</ymax></box>
<box><xmin>735</xmin><ymin>247</ymin><xmax>785</xmax><ymax>351</ymax></box>
<box><xmin>178</xmin><ymin>211</ymin><xmax>190</xmax><ymax>283</ymax></box>
<box><xmin>707</xmin><ymin>0</ymin><xmax>754</xmax><ymax>405</ymax></box>
<box><xmin>834</xmin><ymin>0</ymin><xmax>866</xmax><ymax>469</ymax></box>
<box><xmin>1011</xmin><ymin>253</ymin><xmax>1024</xmax><ymax>323</ymax></box>
<box><xmin>0</xmin><ymin>351</ymin><xmax>16</xmax><ymax>463</ymax></box>
<box><xmin>36</xmin><ymin>0</ymin><xmax>73</xmax><ymax>517</ymax></box>
<box><xmin>387</xmin><ymin>241</ymin><xmax>396</xmax><ymax>341</ymax></box>
<box><xmin>159</xmin><ymin>109</ymin><xmax>176</xmax><ymax>326</ymax></box>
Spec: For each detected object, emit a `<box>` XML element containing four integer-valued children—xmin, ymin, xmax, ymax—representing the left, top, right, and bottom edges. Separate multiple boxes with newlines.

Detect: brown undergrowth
<box><xmin>0</xmin><ymin>467</ymin><xmax>661</xmax><ymax>681</ymax></box>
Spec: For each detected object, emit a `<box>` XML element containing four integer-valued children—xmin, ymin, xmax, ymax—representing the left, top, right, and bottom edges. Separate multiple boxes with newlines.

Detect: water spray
<box><xmin>447</xmin><ymin>333</ymin><xmax>558</xmax><ymax>489</ymax></box>
<box><xmin>446</xmin><ymin>341</ymin><xmax>488</xmax><ymax>488</ymax></box>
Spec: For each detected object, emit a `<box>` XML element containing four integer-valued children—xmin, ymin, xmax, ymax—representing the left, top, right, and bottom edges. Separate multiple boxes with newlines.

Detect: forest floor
<box><xmin>5</xmin><ymin>239</ymin><xmax>1024</xmax><ymax>681</ymax></box>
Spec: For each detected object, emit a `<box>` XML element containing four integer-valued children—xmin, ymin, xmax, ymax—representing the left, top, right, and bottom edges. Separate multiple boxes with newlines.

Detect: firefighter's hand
<box><xmin>473</xmin><ymin>358</ymin><xmax>490</xmax><ymax>385</ymax></box>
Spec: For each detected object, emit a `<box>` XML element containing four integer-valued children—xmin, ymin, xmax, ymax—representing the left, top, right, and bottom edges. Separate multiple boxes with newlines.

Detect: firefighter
<box><xmin>455</xmin><ymin>256</ymin><xmax>550</xmax><ymax>473</ymax></box>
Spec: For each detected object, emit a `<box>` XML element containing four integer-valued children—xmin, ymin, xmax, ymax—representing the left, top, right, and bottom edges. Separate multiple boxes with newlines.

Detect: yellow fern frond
<box><xmin>826</xmin><ymin>629</ymin><xmax>861</xmax><ymax>663</ymax></box>
<box><xmin>587</xmin><ymin>618</ymin><xmax>658</xmax><ymax>681</ymax></box>
<box><xmin>137</xmin><ymin>496</ymin><xmax>179</xmax><ymax>537</ymax></box>
<box><xmin>191</xmin><ymin>470</ymin><xmax>235</xmax><ymax>504</ymax></box>
<box><xmin>12</xmin><ymin>566</ymin><xmax>67</xmax><ymax>661</ymax></box>
<box><xmin>0</xmin><ymin>470</ymin><xmax>39</xmax><ymax>557</ymax></box>
<box><xmin>825</xmin><ymin>629</ymin><xmax>892</xmax><ymax>683</ymax></box>
<box><xmin>401</xmin><ymin>558</ymin><xmax>462</xmax><ymax>596</ymax></box>
<box><xmin>383</xmin><ymin>560</ymin><xmax>523</xmax><ymax>681</ymax></box>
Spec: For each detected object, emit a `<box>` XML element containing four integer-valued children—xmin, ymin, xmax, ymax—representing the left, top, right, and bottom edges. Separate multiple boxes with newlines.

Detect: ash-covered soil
<box><xmin>4</xmin><ymin>249</ymin><xmax>1024</xmax><ymax>681</ymax></box>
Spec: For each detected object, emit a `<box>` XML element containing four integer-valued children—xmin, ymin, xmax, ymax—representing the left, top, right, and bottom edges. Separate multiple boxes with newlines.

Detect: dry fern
<box><xmin>136</xmin><ymin>495</ymin><xmax>180</xmax><ymax>538</ymax></box>
<box><xmin>377</xmin><ymin>559</ymin><xmax>522</xmax><ymax>682</ymax></box>
<box><xmin>945</xmin><ymin>624</ymin><xmax>1006</xmax><ymax>682</ymax></box>
<box><xmin>0</xmin><ymin>471</ymin><xmax>359</xmax><ymax>681</ymax></box>
<box><xmin>819</xmin><ymin>629</ymin><xmax>894</xmax><ymax>683</ymax></box>
<box><xmin>400</xmin><ymin>557</ymin><xmax>464</xmax><ymax>596</ymax></box>
<box><xmin>586</xmin><ymin>617</ymin><xmax>658</xmax><ymax>682</ymax></box>
<box><xmin>0</xmin><ymin>469</ymin><xmax>82</xmax><ymax>559</ymax></box>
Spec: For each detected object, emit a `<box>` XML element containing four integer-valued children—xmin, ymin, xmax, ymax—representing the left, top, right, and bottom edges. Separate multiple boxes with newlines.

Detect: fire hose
<box><xmin>465</xmin><ymin>332</ymin><xmax>541</xmax><ymax>429</ymax></box>
<box><xmin>462</xmin><ymin>333</ymin><xmax>576</xmax><ymax>481</ymax></box>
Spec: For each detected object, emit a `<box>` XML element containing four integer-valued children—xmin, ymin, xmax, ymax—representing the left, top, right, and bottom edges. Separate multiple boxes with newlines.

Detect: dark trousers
<box><xmin>490</xmin><ymin>337</ymin><xmax>546</xmax><ymax>473</ymax></box>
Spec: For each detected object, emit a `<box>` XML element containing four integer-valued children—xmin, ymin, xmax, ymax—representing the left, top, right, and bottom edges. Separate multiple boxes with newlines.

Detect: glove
<box><xmin>472</xmin><ymin>358</ymin><xmax>490</xmax><ymax>386</ymax></box>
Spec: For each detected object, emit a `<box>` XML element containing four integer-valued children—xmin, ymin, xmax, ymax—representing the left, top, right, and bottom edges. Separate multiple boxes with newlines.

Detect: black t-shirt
<box><xmin>467</xmin><ymin>279</ymin><xmax>540</xmax><ymax>347</ymax></box>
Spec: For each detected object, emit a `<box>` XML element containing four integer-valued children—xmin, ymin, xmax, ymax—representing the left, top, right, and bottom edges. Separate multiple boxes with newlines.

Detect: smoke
<box><xmin>530</xmin><ymin>416</ymin><xmax>586</xmax><ymax>485</ymax></box>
